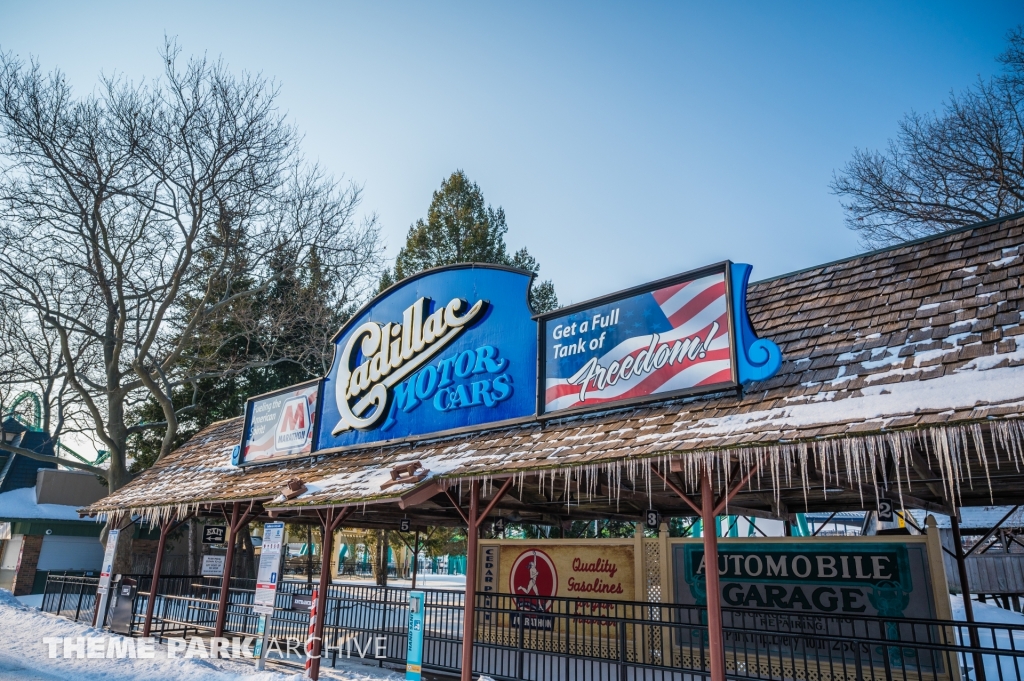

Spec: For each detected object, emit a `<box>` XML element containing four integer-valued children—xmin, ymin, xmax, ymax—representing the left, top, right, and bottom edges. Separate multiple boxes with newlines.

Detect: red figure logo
<box><xmin>509</xmin><ymin>549</ymin><xmax>557</xmax><ymax>612</ymax></box>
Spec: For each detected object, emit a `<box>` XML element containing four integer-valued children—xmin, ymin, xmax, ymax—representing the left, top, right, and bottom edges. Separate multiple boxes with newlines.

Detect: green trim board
<box><xmin>8</xmin><ymin>520</ymin><xmax>103</xmax><ymax>537</ymax></box>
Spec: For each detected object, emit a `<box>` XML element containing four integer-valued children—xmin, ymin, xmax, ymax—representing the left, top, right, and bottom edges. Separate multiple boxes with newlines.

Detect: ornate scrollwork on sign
<box><xmin>730</xmin><ymin>263</ymin><xmax>783</xmax><ymax>385</ymax></box>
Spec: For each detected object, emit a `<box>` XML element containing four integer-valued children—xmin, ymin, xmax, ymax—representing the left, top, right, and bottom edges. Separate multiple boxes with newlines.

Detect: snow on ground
<box><xmin>950</xmin><ymin>595</ymin><xmax>1024</xmax><ymax>680</ymax></box>
<box><xmin>16</xmin><ymin>583</ymin><xmax>1024</xmax><ymax>680</ymax></box>
<box><xmin>0</xmin><ymin>589</ymin><xmax>403</xmax><ymax>681</ymax></box>
<box><xmin>334</xmin><ymin>574</ymin><xmax>466</xmax><ymax>590</ymax></box>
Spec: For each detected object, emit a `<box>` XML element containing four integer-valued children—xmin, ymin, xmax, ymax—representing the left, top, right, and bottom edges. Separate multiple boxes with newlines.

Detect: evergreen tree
<box><xmin>128</xmin><ymin>246</ymin><xmax>352</xmax><ymax>471</ymax></box>
<box><xmin>380</xmin><ymin>171</ymin><xmax>558</xmax><ymax>312</ymax></box>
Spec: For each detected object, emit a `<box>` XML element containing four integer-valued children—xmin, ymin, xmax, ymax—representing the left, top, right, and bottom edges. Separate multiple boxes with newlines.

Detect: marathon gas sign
<box><xmin>238</xmin><ymin>381</ymin><xmax>319</xmax><ymax>465</ymax></box>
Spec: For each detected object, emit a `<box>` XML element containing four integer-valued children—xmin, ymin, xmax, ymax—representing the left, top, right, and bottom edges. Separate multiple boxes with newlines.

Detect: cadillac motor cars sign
<box><xmin>317</xmin><ymin>264</ymin><xmax>538</xmax><ymax>450</ymax></box>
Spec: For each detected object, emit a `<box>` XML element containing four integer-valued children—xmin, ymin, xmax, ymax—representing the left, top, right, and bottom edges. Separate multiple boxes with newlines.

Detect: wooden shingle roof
<box><xmin>86</xmin><ymin>214</ymin><xmax>1024</xmax><ymax>522</ymax></box>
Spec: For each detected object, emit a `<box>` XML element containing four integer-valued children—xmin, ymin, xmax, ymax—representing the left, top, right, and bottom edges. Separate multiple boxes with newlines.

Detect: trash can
<box><xmin>108</xmin><ymin>577</ymin><xmax>137</xmax><ymax>635</ymax></box>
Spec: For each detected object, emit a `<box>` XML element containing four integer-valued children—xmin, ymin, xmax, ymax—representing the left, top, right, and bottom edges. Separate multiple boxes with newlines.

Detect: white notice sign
<box><xmin>253</xmin><ymin>523</ymin><xmax>284</xmax><ymax>615</ymax></box>
<box><xmin>201</xmin><ymin>554</ymin><xmax>226</xmax><ymax>576</ymax></box>
<box><xmin>98</xmin><ymin>529</ymin><xmax>119</xmax><ymax>593</ymax></box>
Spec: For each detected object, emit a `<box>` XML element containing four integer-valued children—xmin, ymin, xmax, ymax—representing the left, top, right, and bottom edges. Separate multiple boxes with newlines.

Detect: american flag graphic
<box><xmin>544</xmin><ymin>272</ymin><xmax>734</xmax><ymax>413</ymax></box>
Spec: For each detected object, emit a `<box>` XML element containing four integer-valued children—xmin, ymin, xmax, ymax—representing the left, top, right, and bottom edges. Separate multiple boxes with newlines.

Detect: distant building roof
<box><xmin>0</xmin><ymin>418</ymin><xmax>57</xmax><ymax>494</ymax></box>
<box><xmin>0</xmin><ymin>486</ymin><xmax>100</xmax><ymax>523</ymax></box>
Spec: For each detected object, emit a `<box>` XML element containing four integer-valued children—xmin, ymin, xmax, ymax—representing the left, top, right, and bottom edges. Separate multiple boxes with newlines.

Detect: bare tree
<box><xmin>832</xmin><ymin>27</ymin><xmax>1024</xmax><ymax>247</ymax></box>
<box><xmin>0</xmin><ymin>41</ymin><xmax>382</xmax><ymax>491</ymax></box>
<box><xmin>0</xmin><ymin>297</ymin><xmax>96</xmax><ymax>471</ymax></box>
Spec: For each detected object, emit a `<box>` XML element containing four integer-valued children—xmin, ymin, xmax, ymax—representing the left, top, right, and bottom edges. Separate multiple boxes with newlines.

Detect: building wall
<box><xmin>0</xmin><ymin>534</ymin><xmax>23</xmax><ymax>590</ymax></box>
<box><xmin>11</xmin><ymin>534</ymin><xmax>42</xmax><ymax>596</ymax></box>
<box><xmin>35</xmin><ymin>469</ymin><xmax>107</xmax><ymax>506</ymax></box>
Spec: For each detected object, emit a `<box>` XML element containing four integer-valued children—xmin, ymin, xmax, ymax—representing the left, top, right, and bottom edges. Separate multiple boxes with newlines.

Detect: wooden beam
<box><xmin>650</xmin><ymin>465</ymin><xmax>702</xmax><ymax>515</ymax></box>
<box><xmin>714</xmin><ymin>456</ymin><xmax>766</xmax><ymax>516</ymax></box>
<box><xmin>475</xmin><ymin>478</ymin><xmax>515</xmax><ymax>529</ymax></box>
<box><xmin>717</xmin><ymin>505</ymin><xmax>782</xmax><ymax>522</ymax></box>
<box><xmin>398</xmin><ymin>481</ymin><xmax>443</xmax><ymax>510</ymax></box>
<box><xmin>811</xmin><ymin>512</ymin><xmax>838</xmax><ymax>537</ymax></box>
<box><xmin>965</xmin><ymin>506</ymin><xmax>1020</xmax><ymax>558</ymax></box>
<box><xmin>442</xmin><ymin>488</ymin><xmax>470</xmax><ymax>526</ymax></box>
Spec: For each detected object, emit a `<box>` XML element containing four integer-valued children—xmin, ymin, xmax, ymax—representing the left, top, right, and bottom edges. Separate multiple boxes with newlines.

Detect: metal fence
<box><xmin>40</xmin><ymin>572</ymin><xmax>110</xmax><ymax>625</ymax></box>
<box><xmin>40</xmin><ymin>572</ymin><xmax>1024</xmax><ymax>681</ymax></box>
<box><xmin>127</xmin><ymin>576</ymin><xmax>463</xmax><ymax>671</ymax></box>
<box><xmin>473</xmin><ymin>593</ymin><xmax>1024</xmax><ymax>681</ymax></box>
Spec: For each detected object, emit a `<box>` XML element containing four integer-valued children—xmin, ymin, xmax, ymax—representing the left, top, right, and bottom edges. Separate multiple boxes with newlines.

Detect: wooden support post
<box><xmin>455</xmin><ymin>477</ymin><xmax>514</xmax><ymax>681</ymax></box>
<box><xmin>308</xmin><ymin>507</ymin><xmax>352</xmax><ymax>681</ymax></box>
<box><xmin>701</xmin><ymin>472</ymin><xmax>725</xmax><ymax>681</ymax></box>
<box><xmin>141</xmin><ymin>514</ymin><xmax>190</xmax><ymax>637</ymax></box>
<box><xmin>412</xmin><ymin>530</ymin><xmax>420</xmax><ymax>590</ymax></box>
<box><xmin>654</xmin><ymin>456</ymin><xmax>764</xmax><ymax>681</ymax></box>
<box><xmin>214</xmin><ymin>502</ymin><xmax>240</xmax><ymax>638</ymax></box>
<box><xmin>951</xmin><ymin>511</ymin><xmax>986</xmax><ymax>681</ymax></box>
<box><xmin>461</xmin><ymin>480</ymin><xmax>481</xmax><ymax>681</ymax></box>
<box><xmin>214</xmin><ymin>501</ymin><xmax>257</xmax><ymax>638</ymax></box>
<box><xmin>951</xmin><ymin>512</ymin><xmax>975</xmax><ymax>621</ymax></box>
<box><xmin>141</xmin><ymin>519</ymin><xmax>171</xmax><ymax>637</ymax></box>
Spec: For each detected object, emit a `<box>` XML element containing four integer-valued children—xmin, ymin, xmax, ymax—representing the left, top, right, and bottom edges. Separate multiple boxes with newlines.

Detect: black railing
<box><xmin>474</xmin><ymin>594</ymin><xmax>1024</xmax><ymax>681</ymax></box>
<box><xmin>39</xmin><ymin>571</ymin><xmax>1024</xmax><ymax>681</ymax></box>
<box><xmin>113</xmin><ymin>574</ymin><xmax>463</xmax><ymax>671</ymax></box>
<box><xmin>40</xmin><ymin>572</ymin><xmax>115</xmax><ymax>625</ymax></box>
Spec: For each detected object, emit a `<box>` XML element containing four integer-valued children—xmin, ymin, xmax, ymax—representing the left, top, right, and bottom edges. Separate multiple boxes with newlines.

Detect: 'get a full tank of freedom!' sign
<box><xmin>673</xmin><ymin>536</ymin><xmax>952</xmax><ymax>675</ymax></box>
<box><xmin>539</xmin><ymin>262</ymin><xmax>783</xmax><ymax>415</ymax></box>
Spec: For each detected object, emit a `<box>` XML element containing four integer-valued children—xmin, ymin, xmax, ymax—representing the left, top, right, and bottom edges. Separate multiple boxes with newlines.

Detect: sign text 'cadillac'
<box><xmin>540</xmin><ymin>262</ymin><xmax>781</xmax><ymax>415</ymax></box>
<box><xmin>317</xmin><ymin>265</ymin><xmax>538</xmax><ymax>450</ymax></box>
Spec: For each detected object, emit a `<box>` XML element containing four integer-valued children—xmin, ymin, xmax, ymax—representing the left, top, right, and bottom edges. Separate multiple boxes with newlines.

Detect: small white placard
<box><xmin>98</xmin><ymin>529</ymin><xmax>119</xmax><ymax>593</ymax></box>
<box><xmin>253</xmin><ymin>523</ymin><xmax>284</xmax><ymax>615</ymax></box>
<box><xmin>201</xmin><ymin>554</ymin><xmax>226</xmax><ymax>576</ymax></box>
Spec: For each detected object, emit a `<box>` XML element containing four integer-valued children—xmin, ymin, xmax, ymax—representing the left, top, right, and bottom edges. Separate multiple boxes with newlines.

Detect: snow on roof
<box><xmin>86</xmin><ymin>215</ymin><xmax>1024</xmax><ymax>519</ymax></box>
<box><xmin>0</xmin><ymin>486</ymin><xmax>101</xmax><ymax>522</ymax></box>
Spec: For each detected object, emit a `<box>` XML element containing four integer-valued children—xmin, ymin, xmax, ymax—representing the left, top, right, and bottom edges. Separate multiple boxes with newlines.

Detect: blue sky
<box><xmin>2</xmin><ymin>2</ymin><xmax>1022</xmax><ymax>304</ymax></box>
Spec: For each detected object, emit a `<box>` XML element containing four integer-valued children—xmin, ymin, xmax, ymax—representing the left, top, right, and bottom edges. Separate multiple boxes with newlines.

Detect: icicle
<box><xmin>970</xmin><ymin>423</ymin><xmax>993</xmax><ymax>503</ymax></box>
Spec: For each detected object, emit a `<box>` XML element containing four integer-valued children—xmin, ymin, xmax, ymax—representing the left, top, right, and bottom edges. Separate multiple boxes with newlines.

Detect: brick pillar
<box><xmin>12</xmin><ymin>535</ymin><xmax>43</xmax><ymax>596</ymax></box>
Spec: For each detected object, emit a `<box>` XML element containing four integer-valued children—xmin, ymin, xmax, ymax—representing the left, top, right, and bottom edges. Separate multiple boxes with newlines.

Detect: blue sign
<box><xmin>406</xmin><ymin>591</ymin><xmax>425</xmax><ymax>680</ymax></box>
<box><xmin>540</xmin><ymin>262</ymin><xmax>781</xmax><ymax>415</ymax></box>
<box><xmin>317</xmin><ymin>265</ymin><xmax>538</xmax><ymax>450</ymax></box>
